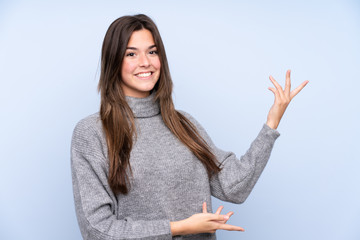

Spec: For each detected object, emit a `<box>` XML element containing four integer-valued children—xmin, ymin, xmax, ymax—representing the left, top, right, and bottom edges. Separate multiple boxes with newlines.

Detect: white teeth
<box><xmin>136</xmin><ymin>72</ymin><xmax>151</xmax><ymax>77</ymax></box>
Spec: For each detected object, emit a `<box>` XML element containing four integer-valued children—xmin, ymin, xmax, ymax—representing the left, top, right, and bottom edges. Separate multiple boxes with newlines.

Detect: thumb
<box><xmin>202</xmin><ymin>202</ymin><xmax>208</xmax><ymax>213</ymax></box>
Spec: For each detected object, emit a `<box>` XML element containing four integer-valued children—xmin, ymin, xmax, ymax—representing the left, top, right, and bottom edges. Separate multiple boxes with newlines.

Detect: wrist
<box><xmin>266</xmin><ymin>120</ymin><xmax>278</xmax><ymax>129</ymax></box>
<box><xmin>170</xmin><ymin>220</ymin><xmax>186</xmax><ymax>236</ymax></box>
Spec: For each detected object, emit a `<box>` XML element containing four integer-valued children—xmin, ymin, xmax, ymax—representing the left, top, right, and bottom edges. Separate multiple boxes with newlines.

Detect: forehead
<box><xmin>127</xmin><ymin>29</ymin><xmax>155</xmax><ymax>47</ymax></box>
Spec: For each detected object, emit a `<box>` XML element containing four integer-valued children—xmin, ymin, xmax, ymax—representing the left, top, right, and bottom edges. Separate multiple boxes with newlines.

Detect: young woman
<box><xmin>71</xmin><ymin>14</ymin><xmax>308</xmax><ymax>240</ymax></box>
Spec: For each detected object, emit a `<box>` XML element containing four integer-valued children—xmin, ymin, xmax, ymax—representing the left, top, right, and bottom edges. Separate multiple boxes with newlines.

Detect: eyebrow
<box><xmin>126</xmin><ymin>45</ymin><xmax>157</xmax><ymax>50</ymax></box>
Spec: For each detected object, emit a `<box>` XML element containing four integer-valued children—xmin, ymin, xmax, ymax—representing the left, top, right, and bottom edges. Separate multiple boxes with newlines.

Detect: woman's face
<box><xmin>121</xmin><ymin>29</ymin><xmax>161</xmax><ymax>98</ymax></box>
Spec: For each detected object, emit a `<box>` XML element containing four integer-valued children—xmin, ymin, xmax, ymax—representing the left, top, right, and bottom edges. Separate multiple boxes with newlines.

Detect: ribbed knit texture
<box><xmin>71</xmin><ymin>92</ymin><xmax>280</xmax><ymax>240</ymax></box>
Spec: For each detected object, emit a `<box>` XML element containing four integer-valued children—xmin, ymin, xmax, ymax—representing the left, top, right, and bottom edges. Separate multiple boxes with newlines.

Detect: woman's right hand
<box><xmin>170</xmin><ymin>202</ymin><xmax>244</xmax><ymax>236</ymax></box>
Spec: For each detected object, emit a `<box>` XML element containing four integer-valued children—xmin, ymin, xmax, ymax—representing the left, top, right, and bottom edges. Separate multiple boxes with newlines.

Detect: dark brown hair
<box><xmin>98</xmin><ymin>14</ymin><xmax>221</xmax><ymax>195</ymax></box>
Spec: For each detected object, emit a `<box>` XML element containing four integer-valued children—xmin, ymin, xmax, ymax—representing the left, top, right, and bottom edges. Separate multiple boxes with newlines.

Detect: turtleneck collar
<box><xmin>125</xmin><ymin>91</ymin><xmax>160</xmax><ymax>118</ymax></box>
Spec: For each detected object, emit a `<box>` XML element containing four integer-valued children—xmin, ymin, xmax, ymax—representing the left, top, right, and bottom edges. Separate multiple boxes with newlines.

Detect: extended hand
<box><xmin>170</xmin><ymin>202</ymin><xmax>244</xmax><ymax>236</ymax></box>
<box><xmin>203</xmin><ymin>202</ymin><xmax>233</xmax><ymax>225</ymax></box>
<box><xmin>266</xmin><ymin>70</ymin><xmax>309</xmax><ymax>129</ymax></box>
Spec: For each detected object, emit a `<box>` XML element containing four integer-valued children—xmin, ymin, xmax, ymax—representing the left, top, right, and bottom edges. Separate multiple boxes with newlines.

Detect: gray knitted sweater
<box><xmin>71</xmin><ymin>93</ymin><xmax>280</xmax><ymax>240</ymax></box>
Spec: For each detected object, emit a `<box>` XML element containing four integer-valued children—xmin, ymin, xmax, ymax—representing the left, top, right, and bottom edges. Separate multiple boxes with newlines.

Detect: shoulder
<box><xmin>71</xmin><ymin>112</ymin><xmax>105</xmax><ymax>151</ymax></box>
<box><xmin>73</xmin><ymin>112</ymin><xmax>101</xmax><ymax>135</ymax></box>
<box><xmin>177</xmin><ymin>110</ymin><xmax>201</xmax><ymax>126</ymax></box>
<box><xmin>177</xmin><ymin>110</ymin><xmax>209</xmax><ymax>136</ymax></box>
<box><xmin>71</xmin><ymin>113</ymin><xmax>109</xmax><ymax>171</ymax></box>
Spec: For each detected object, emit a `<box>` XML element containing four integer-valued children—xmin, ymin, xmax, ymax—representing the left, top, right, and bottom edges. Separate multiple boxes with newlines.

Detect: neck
<box><xmin>125</xmin><ymin>91</ymin><xmax>160</xmax><ymax>118</ymax></box>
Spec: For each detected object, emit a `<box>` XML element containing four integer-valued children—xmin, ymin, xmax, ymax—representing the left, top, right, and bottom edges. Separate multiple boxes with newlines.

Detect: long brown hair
<box><xmin>98</xmin><ymin>14</ymin><xmax>221</xmax><ymax>195</ymax></box>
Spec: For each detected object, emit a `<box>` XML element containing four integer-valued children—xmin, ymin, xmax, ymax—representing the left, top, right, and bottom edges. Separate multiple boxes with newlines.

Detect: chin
<box><xmin>141</xmin><ymin>80</ymin><xmax>158</xmax><ymax>91</ymax></box>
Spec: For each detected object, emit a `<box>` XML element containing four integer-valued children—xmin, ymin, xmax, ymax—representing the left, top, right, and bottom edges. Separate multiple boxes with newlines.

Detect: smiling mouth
<box><xmin>135</xmin><ymin>72</ymin><xmax>152</xmax><ymax>77</ymax></box>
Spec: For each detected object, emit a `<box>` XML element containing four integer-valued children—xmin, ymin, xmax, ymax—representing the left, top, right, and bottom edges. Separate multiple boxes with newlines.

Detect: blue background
<box><xmin>1</xmin><ymin>0</ymin><xmax>359</xmax><ymax>239</ymax></box>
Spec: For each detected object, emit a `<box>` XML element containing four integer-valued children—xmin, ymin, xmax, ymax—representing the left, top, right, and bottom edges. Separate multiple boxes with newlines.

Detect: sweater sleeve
<box><xmin>181</xmin><ymin>112</ymin><xmax>280</xmax><ymax>204</ymax></box>
<box><xmin>70</xmin><ymin>118</ymin><xmax>172</xmax><ymax>240</ymax></box>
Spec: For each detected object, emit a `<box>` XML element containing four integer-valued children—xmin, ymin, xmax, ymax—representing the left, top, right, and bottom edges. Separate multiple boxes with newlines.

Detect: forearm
<box><xmin>266</xmin><ymin>119</ymin><xmax>280</xmax><ymax>129</ymax></box>
<box><xmin>210</xmin><ymin>124</ymin><xmax>280</xmax><ymax>203</ymax></box>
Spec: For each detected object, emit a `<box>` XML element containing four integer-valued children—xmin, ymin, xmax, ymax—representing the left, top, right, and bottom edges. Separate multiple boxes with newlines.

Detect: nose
<box><xmin>139</xmin><ymin>53</ymin><xmax>150</xmax><ymax>67</ymax></box>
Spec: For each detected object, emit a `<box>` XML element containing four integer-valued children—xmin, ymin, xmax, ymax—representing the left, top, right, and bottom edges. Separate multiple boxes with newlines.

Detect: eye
<box><xmin>149</xmin><ymin>50</ymin><xmax>158</xmax><ymax>55</ymax></box>
<box><xmin>126</xmin><ymin>52</ymin><xmax>135</xmax><ymax>57</ymax></box>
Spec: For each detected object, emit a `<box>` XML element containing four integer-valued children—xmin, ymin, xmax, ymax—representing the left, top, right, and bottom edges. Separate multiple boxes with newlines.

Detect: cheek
<box><xmin>121</xmin><ymin>60</ymin><xmax>137</xmax><ymax>75</ymax></box>
<box><xmin>153</xmin><ymin>57</ymin><xmax>161</xmax><ymax>70</ymax></box>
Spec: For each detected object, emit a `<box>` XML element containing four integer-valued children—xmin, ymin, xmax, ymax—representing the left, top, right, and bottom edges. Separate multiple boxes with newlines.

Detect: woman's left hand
<box><xmin>266</xmin><ymin>70</ymin><xmax>309</xmax><ymax>129</ymax></box>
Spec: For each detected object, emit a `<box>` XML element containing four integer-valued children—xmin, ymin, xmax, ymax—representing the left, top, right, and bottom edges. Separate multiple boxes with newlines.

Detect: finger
<box><xmin>269</xmin><ymin>75</ymin><xmax>285</xmax><ymax>98</ymax></box>
<box><xmin>268</xmin><ymin>87</ymin><xmax>277</xmax><ymax>94</ymax></box>
<box><xmin>284</xmin><ymin>69</ymin><xmax>291</xmax><ymax>97</ymax></box>
<box><xmin>215</xmin><ymin>209</ymin><xmax>234</xmax><ymax>223</ymax></box>
<box><xmin>215</xmin><ymin>206</ymin><xmax>224</xmax><ymax>215</ymax></box>
<box><xmin>269</xmin><ymin>76</ymin><xmax>285</xmax><ymax>100</ymax></box>
<box><xmin>268</xmin><ymin>87</ymin><xmax>280</xmax><ymax>100</ymax></box>
<box><xmin>221</xmin><ymin>211</ymin><xmax>234</xmax><ymax>224</ymax></box>
<box><xmin>290</xmin><ymin>80</ymin><xmax>309</xmax><ymax>99</ymax></box>
<box><xmin>217</xmin><ymin>223</ymin><xmax>245</xmax><ymax>232</ymax></box>
<box><xmin>202</xmin><ymin>202</ymin><xmax>207</xmax><ymax>213</ymax></box>
<box><xmin>214</xmin><ymin>211</ymin><xmax>233</xmax><ymax>224</ymax></box>
<box><xmin>226</xmin><ymin>211</ymin><xmax>234</xmax><ymax>218</ymax></box>
<box><xmin>210</xmin><ymin>214</ymin><xmax>230</xmax><ymax>222</ymax></box>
